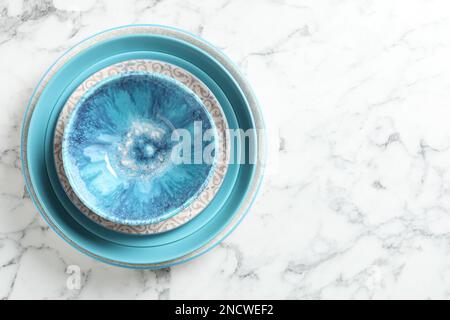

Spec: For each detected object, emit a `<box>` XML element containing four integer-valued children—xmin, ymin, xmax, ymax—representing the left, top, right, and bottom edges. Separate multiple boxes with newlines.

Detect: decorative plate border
<box><xmin>54</xmin><ymin>59</ymin><xmax>229</xmax><ymax>234</ymax></box>
<box><xmin>21</xmin><ymin>25</ymin><xmax>265</xmax><ymax>268</ymax></box>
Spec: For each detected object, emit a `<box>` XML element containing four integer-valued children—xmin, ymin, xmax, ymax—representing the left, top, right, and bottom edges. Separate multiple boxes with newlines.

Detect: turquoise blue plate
<box><xmin>47</xmin><ymin>50</ymin><xmax>241</xmax><ymax>247</ymax></box>
<box><xmin>21</xmin><ymin>25</ymin><xmax>265</xmax><ymax>268</ymax></box>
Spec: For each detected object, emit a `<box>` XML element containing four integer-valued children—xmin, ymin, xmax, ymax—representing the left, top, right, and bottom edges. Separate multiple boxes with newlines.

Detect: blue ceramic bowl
<box><xmin>62</xmin><ymin>72</ymin><xmax>217</xmax><ymax>225</ymax></box>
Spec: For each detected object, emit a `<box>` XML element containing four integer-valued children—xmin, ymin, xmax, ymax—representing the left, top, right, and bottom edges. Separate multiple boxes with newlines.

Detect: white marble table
<box><xmin>2</xmin><ymin>0</ymin><xmax>450</xmax><ymax>299</ymax></box>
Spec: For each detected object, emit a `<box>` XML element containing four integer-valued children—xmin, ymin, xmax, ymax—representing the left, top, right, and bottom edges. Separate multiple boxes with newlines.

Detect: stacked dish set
<box><xmin>21</xmin><ymin>25</ymin><xmax>264</xmax><ymax>268</ymax></box>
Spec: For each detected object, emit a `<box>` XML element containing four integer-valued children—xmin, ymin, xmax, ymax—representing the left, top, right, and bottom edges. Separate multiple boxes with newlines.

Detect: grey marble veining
<box><xmin>2</xmin><ymin>0</ymin><xmax>450</xmax><ymax>299</ymax></box>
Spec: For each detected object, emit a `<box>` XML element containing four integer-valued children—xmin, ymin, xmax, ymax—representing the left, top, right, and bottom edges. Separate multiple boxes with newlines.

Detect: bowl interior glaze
<box><xmin>62</xmin><ymin>72</ymin><xmax>217</xmax><ymax>225</ymax></box>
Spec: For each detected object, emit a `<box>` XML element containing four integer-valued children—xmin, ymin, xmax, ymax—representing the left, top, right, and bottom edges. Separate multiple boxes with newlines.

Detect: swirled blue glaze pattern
<box><xmin>62</xmin><ymin>72</ymin><xmax>217</xmax><ymax>225</ymax></box>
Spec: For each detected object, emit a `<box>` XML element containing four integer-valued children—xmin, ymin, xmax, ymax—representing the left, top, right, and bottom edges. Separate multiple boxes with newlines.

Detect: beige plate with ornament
<box><xmin>53</xmin><ymin>59</ymin><xmax>230</xmax><ymax>235</ymax></box>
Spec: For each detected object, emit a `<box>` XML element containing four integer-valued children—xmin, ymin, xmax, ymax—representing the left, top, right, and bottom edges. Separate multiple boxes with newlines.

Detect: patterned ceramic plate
<box><xmin>54</xmin><ymin>60</ymin><xmax>229</xmax><ymax>234</ymax></box>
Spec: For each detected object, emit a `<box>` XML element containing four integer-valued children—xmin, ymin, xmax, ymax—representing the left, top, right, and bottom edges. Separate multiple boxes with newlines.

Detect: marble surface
<box><xmin>2</xmin><ymin>0</ymin><xmax>450</xmax><ymax>299</ymax></box>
